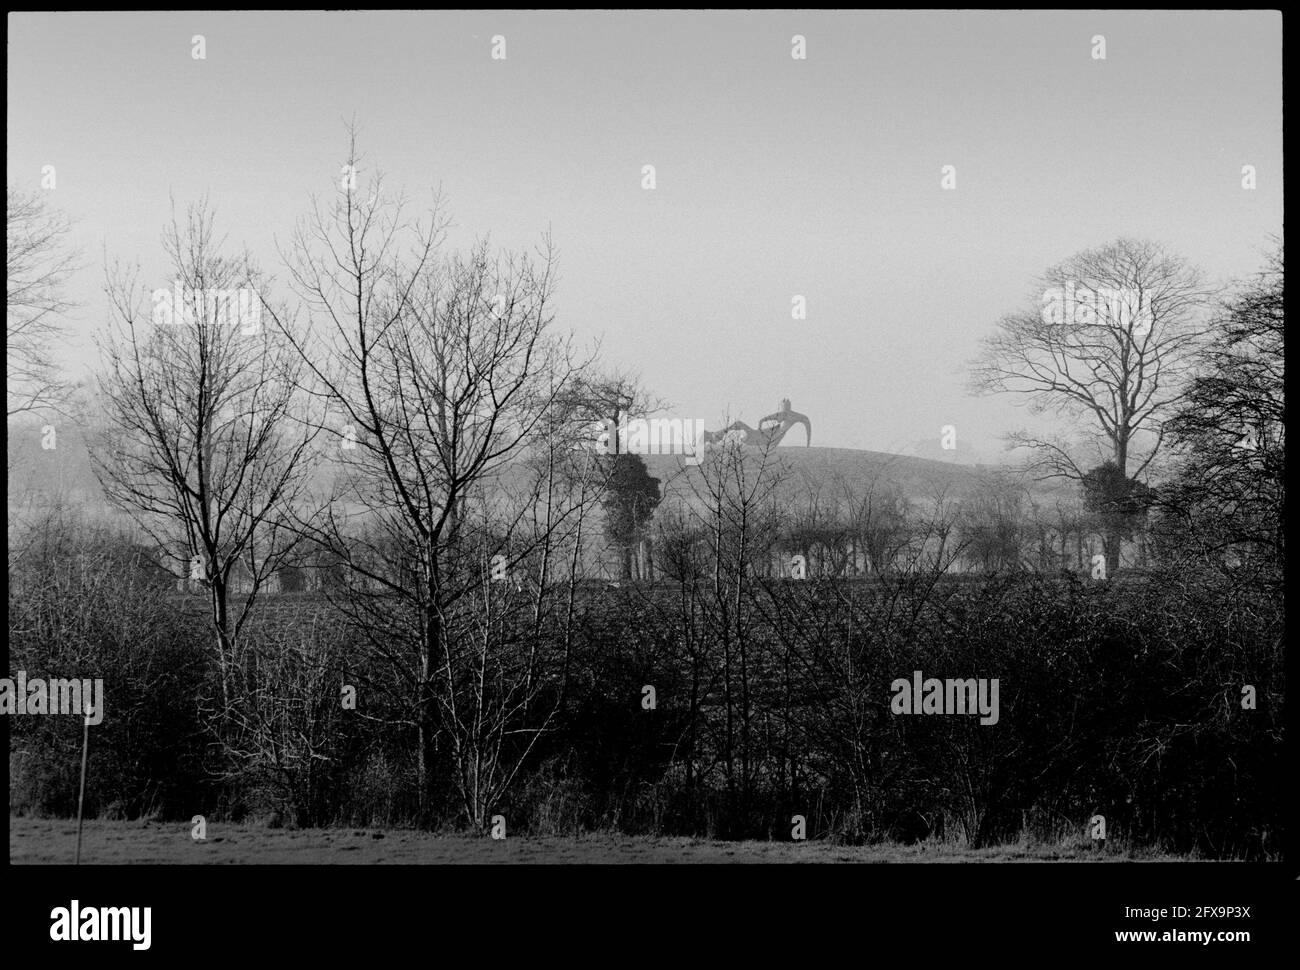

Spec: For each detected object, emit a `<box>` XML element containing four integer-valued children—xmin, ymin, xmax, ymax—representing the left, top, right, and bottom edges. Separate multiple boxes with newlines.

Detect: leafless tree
<box><xmin>263</xmin><ymin>133</ymin><xmax>596</xmax><ymax>823</ymax></box>
<box><xmin>89</xmin><ymin>197</ymin><xmax>316</xmax><ymax>716</ymax></box>
<box><xmin>7</xmin><ymin>186</ymin><xmax>81</xmax><ymax>416</ymax></box>
<box><xmin>835</xmin><ymin>471</ymin><xmax>914</xmax><ymax>577</ymax></box>
<box><xmin>956</xmin><ymin>475</ymin><xmax>1032</xmax><ymax>573</ymax></box>
<box><xmin>684</xmin><ymin>434</ymin><xmax>786</xmax><ymax>824</ymax></box>
<box><xmin>970</xmin><ymin>238</ymin><xmax>1214</xmax><ymax>572</ymax></box>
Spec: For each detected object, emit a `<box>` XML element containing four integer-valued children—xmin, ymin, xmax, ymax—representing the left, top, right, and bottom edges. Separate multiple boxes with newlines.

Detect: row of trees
<box><xmin>9</xmin><ymin>482</ymin><xmax>1282</xmax><ymax>856</ymax></box>
<box><xmin>9</xmin><ymin>136</ymin><xmax>662</xmax><ymax>827</ymax></box>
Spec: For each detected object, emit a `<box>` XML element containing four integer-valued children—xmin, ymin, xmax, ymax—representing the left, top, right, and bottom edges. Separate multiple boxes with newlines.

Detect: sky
<box><xmin>7</xmin><ymin>10</ymin><xmax>1283</xmax><ymax>459</ymax></box>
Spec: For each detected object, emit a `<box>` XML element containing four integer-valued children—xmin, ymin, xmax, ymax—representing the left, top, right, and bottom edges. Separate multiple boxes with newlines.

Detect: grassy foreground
<box><xmin>9</xmin><ymin>816</ymin><xmax>1194</xmax><ymax>864</ymax></box>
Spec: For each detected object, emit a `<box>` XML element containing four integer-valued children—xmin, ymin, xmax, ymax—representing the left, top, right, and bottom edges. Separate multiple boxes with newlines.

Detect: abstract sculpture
<box><xmin>701</xmin><ymin>398</ymin><xmax>812</xmax><ymax>448</ymax></box>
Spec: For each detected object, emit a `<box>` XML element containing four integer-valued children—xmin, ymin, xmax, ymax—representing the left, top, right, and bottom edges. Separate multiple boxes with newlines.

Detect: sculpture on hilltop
<box><xmin>701</xmin><ymin>398</ymin><xmax>811</xmax><ymax>448</ymax></box>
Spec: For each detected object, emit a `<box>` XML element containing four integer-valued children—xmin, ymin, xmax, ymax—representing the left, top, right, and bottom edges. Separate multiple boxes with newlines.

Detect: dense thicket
<box><xmin>9</xmin><ymin>509</ymin><xmax>1281</xmax><ymax>859</ymax></box>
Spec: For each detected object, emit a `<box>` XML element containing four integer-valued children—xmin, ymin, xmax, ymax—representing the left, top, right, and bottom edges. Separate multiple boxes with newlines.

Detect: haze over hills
<box><xmin>8</xmin><ymin>414</ymin><xmax>1074</xmax><ymax>530</ymax></box>
<box><xmin>642</xmin><ymin>444</ymin><xmax>1074</xmax><ymax>516</ymax></box>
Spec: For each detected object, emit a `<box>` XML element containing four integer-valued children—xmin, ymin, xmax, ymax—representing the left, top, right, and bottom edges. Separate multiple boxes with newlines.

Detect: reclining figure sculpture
<box><xmin>701</xmin><ymin>398</ymin><xmax>812</xmax><ymax>448</ymax></box>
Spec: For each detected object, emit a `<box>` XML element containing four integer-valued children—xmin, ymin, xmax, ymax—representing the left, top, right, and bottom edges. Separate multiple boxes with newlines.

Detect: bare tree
<box><xmin>970</xmin><ymin>238</ymin><xmax>1213</xmax><ymax>573</ymax></box>
<box><xmin>557</xmin><ymin>369</ymin><xmax>666</xmax><ymax>441</ymax></box>
<box><xmin>264</xmin><ymin>134</ymin><xmax>594</xmax><ymax>823</ymax></box>
<box><xmin>553</xmin><ymin>371</ymin><xmax>666</xmax><ymax>581</ymax></box>
<box><xmin>956</xmin><ymin>476</ymin><xmax>1031</xmax><ymax>573</ymax></box>
<box><xmin>684</xmin><ymin>434</ymin><xmax>786</xmax><ymax>827</ymax></box>
<box><xmin>89</xmin><ymin>197</ymin><xmax>316</xmax><ymax>716</ymax></box>
<box><xmin>835</xmin><ymin>471</ymin><xmax>914</xmax><ymax>577</ymax></box>
<box><xmin>7</xmin><ymin>186</ymin><xmax>80</xmax><ymax>416</ymax></box>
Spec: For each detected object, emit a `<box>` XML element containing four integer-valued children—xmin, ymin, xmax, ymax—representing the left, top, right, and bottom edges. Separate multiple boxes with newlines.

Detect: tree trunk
<box><xmin>418</xmin><ymin>609</ymin><xmax>441</xmax><ymax>825</ymax></box>
<box><xmin>1105</xmin><ymin>528</ymin><xmax>1122</xmax><ymax>577</ymax></box>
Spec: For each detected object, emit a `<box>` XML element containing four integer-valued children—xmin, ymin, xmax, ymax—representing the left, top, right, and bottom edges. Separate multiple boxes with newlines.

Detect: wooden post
<box><xmin>75</xmin><ymin>703</ymin><xmax>92</xmax><ymax>865</ymax></box>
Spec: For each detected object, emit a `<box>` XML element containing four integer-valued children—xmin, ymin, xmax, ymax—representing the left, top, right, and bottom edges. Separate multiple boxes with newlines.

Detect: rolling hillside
<box><xmin>7</xmin><ymin>418</ymin><xmax>1072</xmax><ymax>528</ymax></box>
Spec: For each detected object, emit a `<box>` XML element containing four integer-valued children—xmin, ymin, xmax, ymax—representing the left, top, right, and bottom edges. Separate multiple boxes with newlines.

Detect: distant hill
<box><xmin>8</xmin><ymin>419</ymin><xmax>1074</xmax><ymax>529</ymax></box>
<box><xmin>641</xmin><ymin>445</ymin><xmax>1070</xmax><ymax>510</ymax></box>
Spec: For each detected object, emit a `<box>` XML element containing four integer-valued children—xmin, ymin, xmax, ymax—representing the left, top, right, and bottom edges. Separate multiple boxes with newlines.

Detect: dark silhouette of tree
<box><xmin>1158</xmin><ymin>245</ymin><xmax>1283</xmax><ymax>578</ymax></box>
<box><xmin>1080</xmin><ymin>460</ymin><xmax>1154</xmax><ymax>567</ymax></box>
<box><xmin>600</xmin><ymin>451</ymin><xmax>661</xmax><ymax>580</ymax></box>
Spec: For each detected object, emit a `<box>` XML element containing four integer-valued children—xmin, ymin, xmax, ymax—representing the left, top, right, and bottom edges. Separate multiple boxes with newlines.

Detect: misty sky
<box><xmin>7</xmin><ymin>10</ymin><xmax>1283</xmax><ymax>458</ymax></box>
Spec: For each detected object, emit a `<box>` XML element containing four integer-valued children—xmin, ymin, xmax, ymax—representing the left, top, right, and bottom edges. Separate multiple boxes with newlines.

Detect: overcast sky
<box><xmin>7</xmin><ymin>10</ymin><xmax>1283</xmax><ymax>457</ymax></box>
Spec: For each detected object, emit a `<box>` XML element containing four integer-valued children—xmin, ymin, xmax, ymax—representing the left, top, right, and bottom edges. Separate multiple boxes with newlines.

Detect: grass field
<box><xmin>9</xmin><ymin>817</ymin><xmax>1187</xmax><ymax>864</ymax></box>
